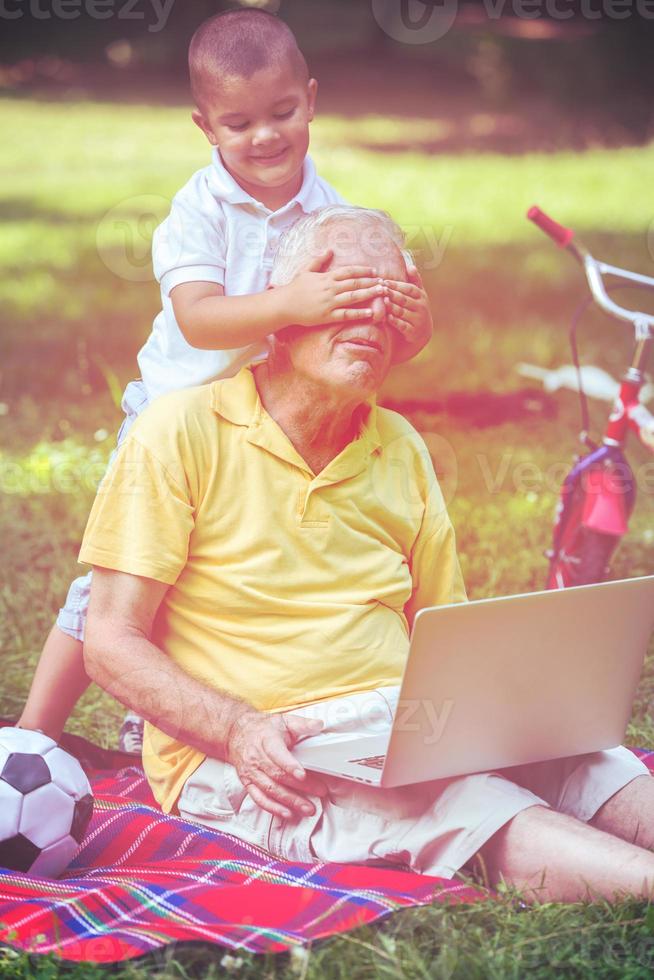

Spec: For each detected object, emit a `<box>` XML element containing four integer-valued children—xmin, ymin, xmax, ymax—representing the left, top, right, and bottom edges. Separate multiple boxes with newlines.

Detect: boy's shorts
<box><xmin>56</xmin><ymin>380</ymin><xmax>148</xmax><ymax>642</ymax></box>
<box><xmin>177</xmin><ymin>687</ymin><xmax>649</xmax><ymax>878</ymax></box>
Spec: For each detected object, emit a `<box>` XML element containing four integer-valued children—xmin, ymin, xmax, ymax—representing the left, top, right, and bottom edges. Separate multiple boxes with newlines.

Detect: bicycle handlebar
<box><xmin>527</xmin><ymin>206</ymin><xmax>574</xmax><ymax>249</ymax></box>
<box><xmin>527</xmin><ymin>204</ymin><xmax>654</xmax><ymax>336</ymax></box>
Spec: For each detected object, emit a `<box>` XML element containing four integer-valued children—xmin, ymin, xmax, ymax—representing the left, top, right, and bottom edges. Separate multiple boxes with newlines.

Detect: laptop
<box><xmin>293</xmin><ymin>575</ymin><xmax>654</xmax><ymax>787</ymax></box>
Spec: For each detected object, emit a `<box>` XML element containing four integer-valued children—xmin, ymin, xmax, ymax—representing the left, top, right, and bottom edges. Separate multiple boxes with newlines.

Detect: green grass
<box><xmin>1</xmin><ymin>97</ymin><xmax>654</xmax><ymax>977</ymax></box>
<box><xmin>4</xmin><ymin>897</ymin><xmax>654</xmax><ymax>978</ymax></box>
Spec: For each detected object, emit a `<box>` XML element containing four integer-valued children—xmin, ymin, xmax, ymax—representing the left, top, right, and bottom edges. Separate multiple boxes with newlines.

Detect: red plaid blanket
<box><xmin>1</xmin><ymin>738</ymin><xmax>652</xmax><ymax>964</ymax></box>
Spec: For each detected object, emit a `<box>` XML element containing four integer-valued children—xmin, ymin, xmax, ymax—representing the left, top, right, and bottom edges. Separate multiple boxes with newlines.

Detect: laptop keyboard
<box><xmin>350</xmin><ymin>754</ymin><xmax>385</xmax><ymax>770</ymax></box>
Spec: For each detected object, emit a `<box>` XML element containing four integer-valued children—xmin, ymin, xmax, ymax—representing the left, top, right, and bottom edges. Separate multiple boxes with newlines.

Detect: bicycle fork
<box><xmin>547</xmin><ymin>347</ymin><xmax>653</xmax><ymax>589</ymax></box>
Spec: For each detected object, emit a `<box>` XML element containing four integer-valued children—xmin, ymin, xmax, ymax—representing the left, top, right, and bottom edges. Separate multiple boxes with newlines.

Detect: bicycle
<box><xmin>527</xmin><ymin>206</ymin><xmax>654</xmax><ymax>590</ymax></box>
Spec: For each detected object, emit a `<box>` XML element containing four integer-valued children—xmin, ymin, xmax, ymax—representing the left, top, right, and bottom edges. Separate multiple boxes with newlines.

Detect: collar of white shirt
<box><xmin>208</xmin><ymin>147</ymin><xmax>318</xmax><ymax>214</ymax></box>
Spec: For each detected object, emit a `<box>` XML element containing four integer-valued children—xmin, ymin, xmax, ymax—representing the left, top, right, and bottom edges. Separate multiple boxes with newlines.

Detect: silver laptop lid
<box><xmin>381</xmin><ymin>576</ymin><xmax>654</xmax><ymax>787</ymax></box>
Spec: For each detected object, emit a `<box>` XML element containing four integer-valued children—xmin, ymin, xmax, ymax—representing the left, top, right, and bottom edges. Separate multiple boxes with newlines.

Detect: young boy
<box><xmin>17</xmin><ymin>8</ymin><xmax>432</xmax><ymax>751</ymax></box>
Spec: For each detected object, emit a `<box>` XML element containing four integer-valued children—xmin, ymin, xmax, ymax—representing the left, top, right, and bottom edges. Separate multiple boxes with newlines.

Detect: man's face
<box><xmin>276</xmin><ymin>221</ymin><xmax>407</xmax><ymax>399</ymax></box>
<box><xmin>193</xmin><ymin>64</ymin><xmax>316</xmax><ymax>202</ymax></box>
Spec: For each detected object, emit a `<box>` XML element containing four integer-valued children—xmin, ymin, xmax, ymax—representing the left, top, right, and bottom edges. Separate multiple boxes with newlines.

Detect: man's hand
<box><xmin>227</xmin><ymin>708</ymin><xmax>327</xmax><ymax>819</ymax></box>
<box><xmin>279</xmin><ymin>251</ymin><xmax>385</xmax><ymax>327</ymax></box>
<box><xmin>381</xmin><ymin>266</ymin><xmax>433</xmax><ymax>362</ymax></box>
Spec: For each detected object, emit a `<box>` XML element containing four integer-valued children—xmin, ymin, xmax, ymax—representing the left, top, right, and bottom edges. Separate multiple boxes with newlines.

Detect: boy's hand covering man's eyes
<box><xmin>280</xmin><ymin>250</ymin><xmax>385</xmax><ymax>327</ymax></box>
<box><xmin>381</xmin><ymin>266</ymin><xmax>434</xmax><ymax>363</ymax></box>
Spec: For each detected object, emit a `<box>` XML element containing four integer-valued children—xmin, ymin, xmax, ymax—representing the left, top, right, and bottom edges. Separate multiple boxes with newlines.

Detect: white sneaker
<box><xmin>118</xmin><ymin>712</ymin><xmax>144</xmax><ymax>755</ymax></box>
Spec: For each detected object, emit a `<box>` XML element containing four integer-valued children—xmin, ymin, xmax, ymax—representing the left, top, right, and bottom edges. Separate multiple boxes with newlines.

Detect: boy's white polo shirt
<box><xmin>137</xmin><ymin>150</ymin><xmax>345</xmax><ymax>401</ymax></box>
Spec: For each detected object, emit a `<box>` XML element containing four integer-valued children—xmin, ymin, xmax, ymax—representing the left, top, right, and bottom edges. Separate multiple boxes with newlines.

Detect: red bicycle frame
<box><xmin>528</xmin><ymin>207</ymin><xmax>654</xmax><ymax>588</ymax></box>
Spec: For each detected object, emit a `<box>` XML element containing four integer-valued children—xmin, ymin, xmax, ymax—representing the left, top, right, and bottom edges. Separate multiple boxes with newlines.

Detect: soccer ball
<box><xmin>0</xmin><ymin>727</ymin><xmax>94</xmax><ymax>878</ymax></box>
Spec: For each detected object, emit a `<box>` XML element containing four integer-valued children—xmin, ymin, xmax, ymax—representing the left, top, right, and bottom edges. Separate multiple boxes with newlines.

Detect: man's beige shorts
<box><xmin>177</xmin><ymin>687</ymin><xmax>649</xmax><ymax>878</ymax></box>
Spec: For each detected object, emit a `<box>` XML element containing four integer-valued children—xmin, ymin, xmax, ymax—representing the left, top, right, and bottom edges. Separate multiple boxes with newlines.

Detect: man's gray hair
<box><xmin>270</xmin><ymin>204</ymin><xmax>411</xmax><ymax>285</ymax></box>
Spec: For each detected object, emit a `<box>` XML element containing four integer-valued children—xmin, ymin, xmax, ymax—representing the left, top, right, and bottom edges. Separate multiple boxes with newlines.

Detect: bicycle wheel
<box><xmin>547</xmin><ymin>526</ymin><xmax>619</xmax><ymax>589</ymax></box>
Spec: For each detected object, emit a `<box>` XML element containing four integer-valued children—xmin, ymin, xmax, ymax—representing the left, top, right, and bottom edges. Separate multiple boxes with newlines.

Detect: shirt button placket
<box><xmin>266</xmin><ymin>217</ymin><xmax>279</xmax><ymax>264</ymax></box>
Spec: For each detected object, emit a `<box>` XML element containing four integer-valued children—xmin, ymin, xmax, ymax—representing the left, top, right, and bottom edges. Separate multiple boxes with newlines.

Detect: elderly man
<box><xmin>82</xmin><ymin>205</ymin><xmax>654</xmax><ymax>902</ymax></box>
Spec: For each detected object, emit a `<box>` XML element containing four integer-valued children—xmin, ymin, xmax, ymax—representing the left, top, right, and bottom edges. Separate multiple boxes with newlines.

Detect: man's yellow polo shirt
<box><xmin>79</xmin><ymin>366</ymin><xmax>466</xmax><ymax>813</ymax></box>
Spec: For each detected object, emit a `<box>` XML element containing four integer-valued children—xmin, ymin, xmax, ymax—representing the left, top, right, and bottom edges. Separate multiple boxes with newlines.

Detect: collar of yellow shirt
<box><xmin>211</xmin><ymin>366</ymin><xmax>384</xmax><ymax>490</ymax></box>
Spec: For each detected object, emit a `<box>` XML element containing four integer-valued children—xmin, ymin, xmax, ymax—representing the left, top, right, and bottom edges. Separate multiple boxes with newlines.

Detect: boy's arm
<box><xmin>172</xmin><ymin>254</ymin><xmax>386</xmax><ymax>350</ymax></box>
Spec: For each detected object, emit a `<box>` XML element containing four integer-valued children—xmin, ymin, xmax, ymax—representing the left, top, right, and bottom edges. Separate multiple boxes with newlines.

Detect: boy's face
<box><xmin>193</xmin><ymin>63</ymin><xmax>317</xmax><ymax>207</ymax></box>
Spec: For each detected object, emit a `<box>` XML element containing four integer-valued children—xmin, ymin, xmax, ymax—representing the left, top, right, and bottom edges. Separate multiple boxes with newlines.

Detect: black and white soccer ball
<box><xmin>0</xmin><ymin>727</ymin><xmax>94</xmax><ymax>878</ymax></box>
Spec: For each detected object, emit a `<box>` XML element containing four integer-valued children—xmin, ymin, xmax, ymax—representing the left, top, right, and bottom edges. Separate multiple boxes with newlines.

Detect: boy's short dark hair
<box><xmin>189</xmin><ymin>9</ymin><xmax>309</xmax><ymax>113</ymax></box>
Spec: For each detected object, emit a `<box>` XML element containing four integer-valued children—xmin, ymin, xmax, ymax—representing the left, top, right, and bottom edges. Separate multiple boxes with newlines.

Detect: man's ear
<box><xmin>192</xmin><ymin>110</ymin><xmax>218</xmax><ymax>146</ymax></box>
<box><xmin>307</xmin><ymin>78</ymin><xmax>318</xmax><ymax>123</ymax></box>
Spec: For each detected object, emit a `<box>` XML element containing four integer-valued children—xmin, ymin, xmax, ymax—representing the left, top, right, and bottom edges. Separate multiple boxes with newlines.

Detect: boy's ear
<box><xmin>307</xmin><ymin>78</ymin><xmax>318</xmax><ymax>122</ymax></box>
<box><xmin>192</xmin><ymin>110</ymin><xmax>218</xmax><ymax>145</ymax></box>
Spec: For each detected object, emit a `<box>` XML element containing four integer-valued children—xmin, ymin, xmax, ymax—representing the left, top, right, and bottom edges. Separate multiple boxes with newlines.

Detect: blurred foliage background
<box><xmin>1</xmin><ymin>0</ymin><xmax>654</xmax><ymax>737</ymax></box>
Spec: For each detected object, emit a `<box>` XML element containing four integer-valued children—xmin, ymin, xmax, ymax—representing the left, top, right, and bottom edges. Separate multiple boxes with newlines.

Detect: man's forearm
<box><xmin>84</xmin><ymin>620</ymin><xmax>258</xmax><ymax>760</ymax></box>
